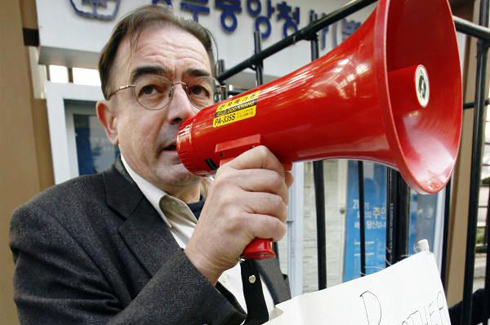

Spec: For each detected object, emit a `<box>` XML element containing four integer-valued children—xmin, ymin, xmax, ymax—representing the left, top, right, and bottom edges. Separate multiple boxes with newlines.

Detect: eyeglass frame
<box><xmin>107</xmin><ymin>75</ymin><xmax>225</xmax><ymax>111</ymax></box>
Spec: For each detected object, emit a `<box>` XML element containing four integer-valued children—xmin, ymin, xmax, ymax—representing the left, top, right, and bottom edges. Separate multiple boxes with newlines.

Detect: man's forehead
<box><xmin>113</xmin><ymin>25</ymin><xmax>211</xmax><ymax>81</ymax></box>
<box><xmin>129</xmin><ymin>65</ymin><xmax>211</xmax><ymax>84</ymax></box>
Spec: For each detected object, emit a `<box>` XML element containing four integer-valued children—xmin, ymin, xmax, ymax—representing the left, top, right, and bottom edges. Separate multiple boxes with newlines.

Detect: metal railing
<box><xmin>215</xmin><ymin>0</ymin><xmax>490</xmax><ymax>324</ymax></box>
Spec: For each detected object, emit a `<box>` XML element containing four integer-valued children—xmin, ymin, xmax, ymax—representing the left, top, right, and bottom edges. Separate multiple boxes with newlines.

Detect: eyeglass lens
<box><xmin>134</xmin><ymin>75</ymin><xmax>217</xmax><ymax>110</ymax></box>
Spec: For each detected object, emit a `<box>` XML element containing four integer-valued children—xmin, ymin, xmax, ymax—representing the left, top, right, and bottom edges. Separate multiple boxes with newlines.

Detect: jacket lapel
<box><xmin>103</xmin><ymin>158</ymin><xmax>179</xmax><ymax>277</ymax></box>
<box><xmin>104</xmin><ymin>159</ymin><xmax>291</xmax><ymax>302</ymax></box>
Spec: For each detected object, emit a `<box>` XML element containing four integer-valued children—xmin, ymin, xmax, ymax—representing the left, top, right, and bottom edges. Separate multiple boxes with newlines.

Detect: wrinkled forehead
<box><xmin>111</xmin><ymin>24</ymin><xmax>212</xmax><ymax>84</ymax></box>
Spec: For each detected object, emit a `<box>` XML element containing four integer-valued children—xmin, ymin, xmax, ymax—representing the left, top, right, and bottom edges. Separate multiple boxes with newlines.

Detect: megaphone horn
<box><xmin>177</xmin><ymin>0</ymin><xmax>462</xmax><ymax>259</ymax></box>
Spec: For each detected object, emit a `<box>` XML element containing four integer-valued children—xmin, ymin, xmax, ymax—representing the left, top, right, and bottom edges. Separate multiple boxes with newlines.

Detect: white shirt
<box><xmin>121</xmin><ymin>156</ymin><xmax>275</xmax><ymax>315</ymax></box>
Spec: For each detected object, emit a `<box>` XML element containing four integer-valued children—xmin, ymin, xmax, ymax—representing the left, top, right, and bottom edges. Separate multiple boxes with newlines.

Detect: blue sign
<box><xmin>70</xmin><ymin>0</ymin><xmax>121</xmax><ymax>20</ymax></box>
<box><xmin>343</xmin><ymin>161</ymin><xmax>387</xmax><ymax>282</ymax></box>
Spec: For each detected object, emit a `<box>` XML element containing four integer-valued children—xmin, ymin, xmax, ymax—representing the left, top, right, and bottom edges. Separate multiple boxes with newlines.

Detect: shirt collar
<box><xmin>121</xmin><ymin>155</ymin><xmax>173</xmax><ymax>228</ymax></box>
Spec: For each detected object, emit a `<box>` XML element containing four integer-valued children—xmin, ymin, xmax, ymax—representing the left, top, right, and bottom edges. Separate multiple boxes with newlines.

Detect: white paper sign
<box><xmin>267</xmin><ymin>251</ymin><xmax>451</xmax><ymax>325</ymax></box>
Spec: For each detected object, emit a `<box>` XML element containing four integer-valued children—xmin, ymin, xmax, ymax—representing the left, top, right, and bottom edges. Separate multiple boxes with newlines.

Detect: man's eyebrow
<box><xmin>184</xmin><ymin>68</ymin><xmax>212</xmax><ymax>78</ymax></box>
<box><xmin>130</xmin><ymin>66</ymin><xmax>169</xmax><ymax>83</ymax></box>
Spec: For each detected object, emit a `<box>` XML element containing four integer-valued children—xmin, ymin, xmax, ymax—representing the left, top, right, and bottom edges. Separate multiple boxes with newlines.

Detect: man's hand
<box><xmin>184</xmin><ymin>146</ymin><xmax>294</xmax><ymax>285</ymax></box>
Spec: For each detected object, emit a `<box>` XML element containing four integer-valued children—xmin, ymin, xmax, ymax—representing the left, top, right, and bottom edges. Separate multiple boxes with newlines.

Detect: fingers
<box><xmin>185</xmin><ymin>145</ymin><xmax>293</xmax><ymax>283</ymax></box>
<box><xmin>241</xmin><ymin>192</ymin><xmax>288</xmax><ymax>223</ymax></box>
<box><xmin>223</xmin><ymin>145</ymin><xmax>295</xmax><ymax>191</ymax></box>
<box><xmin>285</xmin><ymin>171</ymin><xmax>294</xmax><ymax>188</ymax></box>
<box><xmin>226</xmin><ymin>146</ymin><xmax>286</xmax><ymax>177</ymax></box>
<box><xmin>218</xmin><ymin>168</ymin><xmax>289</xmax><ymax>204</ymax></box>
<box><xmin>244</xmin><ymin>213</ymin><xmax>287</xmax><ymax>242</ymax></box>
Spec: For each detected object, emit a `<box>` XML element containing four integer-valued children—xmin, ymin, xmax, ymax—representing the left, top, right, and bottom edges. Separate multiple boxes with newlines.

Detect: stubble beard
<box><xmin>154</xmin><ymin>155</ymin><xmax>201</xmax><ymax>194</ymax></box>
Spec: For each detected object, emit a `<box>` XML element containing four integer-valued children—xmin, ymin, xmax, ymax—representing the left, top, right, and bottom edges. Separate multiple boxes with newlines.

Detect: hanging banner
<box><xmin>266</xmin><ymin>251</ymin><xmax>451</xmax><ymax>325</ymax></box>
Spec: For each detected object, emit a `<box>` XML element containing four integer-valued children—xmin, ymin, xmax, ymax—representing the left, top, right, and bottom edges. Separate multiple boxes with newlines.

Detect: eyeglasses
<box><xmin>108</xmin><ymin>75</ymin><xmax>221</xmax><ymax>111</ymax></box>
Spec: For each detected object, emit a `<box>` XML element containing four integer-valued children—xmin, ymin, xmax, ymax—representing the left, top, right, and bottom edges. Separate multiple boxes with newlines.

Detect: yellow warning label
<box><xmin>213</xmin><ymin>90</ymin><xmax>260</xmax><ymax>128</ymax></box>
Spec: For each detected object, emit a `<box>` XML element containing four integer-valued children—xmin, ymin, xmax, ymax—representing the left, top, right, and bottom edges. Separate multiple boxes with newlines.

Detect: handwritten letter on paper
<box><xmin>266</xmin><ymin>252</ymin><xmax>451</xmax><ymax>325</ymax></box>
<box><xmin>360</xmin><ymin>290</ymin><xmax>450</xmax><ymax>325</ymax></box>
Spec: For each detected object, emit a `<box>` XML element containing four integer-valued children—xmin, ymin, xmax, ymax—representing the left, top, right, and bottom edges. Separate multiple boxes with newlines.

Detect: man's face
<box><xmin>104</xmin><ymin>25</ymin><xmax>212</xmax><ymax>195</ymax></box>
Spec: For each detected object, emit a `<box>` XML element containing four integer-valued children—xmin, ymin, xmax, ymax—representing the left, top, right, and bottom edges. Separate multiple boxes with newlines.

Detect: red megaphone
<box><xmin>177</xmin><ymin>0</ymin><xmax>462</xmax><ymax>260</ymax></box>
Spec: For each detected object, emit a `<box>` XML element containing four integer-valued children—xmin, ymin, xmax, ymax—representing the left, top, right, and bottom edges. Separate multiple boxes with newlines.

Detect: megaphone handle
<box><xmin>216</xmin><ymin>137</ymin><xmax>289</xmax><ymax>260</ymax></box>
<box><xmin>240</xmin><ymin>163</ymin><xmax>291</xmax><ymax>260</ymax></box>
<box><xmin>220</xmin><ymin>159</ymin><xmax>289</xmax><ymax>260</ymax></box>
<box><xmin>218</xmin><ymin>155</ymin><xmax>276</xmax><ymax>260</ymax></box>
<box><xmin>240</xmin><ymin>162</ymin><xmax>290</xmax><ymax>260</ymax></box>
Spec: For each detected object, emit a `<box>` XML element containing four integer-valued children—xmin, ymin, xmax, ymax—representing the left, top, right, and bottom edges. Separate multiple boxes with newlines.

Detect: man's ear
<box><xmin>96</xmin><ymin>100</ymin><xmax>119</xmax><ymax>145</ymax></box>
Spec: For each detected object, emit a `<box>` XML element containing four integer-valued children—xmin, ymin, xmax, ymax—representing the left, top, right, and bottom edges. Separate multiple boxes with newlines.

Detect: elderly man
<box><xmin>10</xmin><ymin>4</ymin><xmax>292</xmax><ymax>325</ymax></box>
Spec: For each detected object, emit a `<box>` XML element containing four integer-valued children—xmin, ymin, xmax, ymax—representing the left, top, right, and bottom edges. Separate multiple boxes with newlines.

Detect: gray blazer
<box><xmin>10</xmin><ymin>159</ymin><xmax>290</xmax><ymax>325</ymax></box>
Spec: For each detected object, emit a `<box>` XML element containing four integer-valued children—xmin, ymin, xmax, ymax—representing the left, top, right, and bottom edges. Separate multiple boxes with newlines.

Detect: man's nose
<box><xmin>166</xmin><ymin>85</ymin><xmax>196</xmax><ymax>126</ymax></box>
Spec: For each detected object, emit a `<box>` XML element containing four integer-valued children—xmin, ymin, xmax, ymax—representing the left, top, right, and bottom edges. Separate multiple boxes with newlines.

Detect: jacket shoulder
<box><xmin>14</xmin><ymin>172</ymin><xmax>106</xmax><ymax>217</ymax></box>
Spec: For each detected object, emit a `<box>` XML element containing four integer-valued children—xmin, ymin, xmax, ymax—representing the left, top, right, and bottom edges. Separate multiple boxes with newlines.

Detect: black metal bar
<box><xmin>386</xmin><ymin>170</ymin><xmax>409</xmax><ymax>265</ymax></box>
<box><xmin>358</xmin><ymin>161</ymin><xmax>367</xmax><ymax>276</ymax></box>
<box><xmin>441</xmin><ymin>179</ymin><xmax>452</xmax><ymax>290</ymax></box>
<box><xmin>484</xmin><ymin>186</ymin><xmax>490</xmax><ymax>325</ymax></box>
<box><xmin>454</xmin><ymin>16</ymin><xmax>490</xmax><ymax>42</ymax></box>
<box><xmin>216</xmin><ymin>59</ymin><xmax>228</xmax><ymax>100</ymax></box>
<box><xmin>309</xmin><ymin>10</ymin><xmax>320</xmax><ymax>69</ymax></box>
<box><xmin>463</xmin><ymin>98</ymin><xmax>490</xmax><ymax>109</ymax></box>
<box><xmin>394</xmin><ymin>172</ymin><xmax>410</xmax><ymax>263</ymax></box>
<box><xmin>313</xmin><ymin>160</ymin><xmax>326</xmax><ymax>290</ymax></box>
<box><xmin>217</xmin><ymin>0</ymin><xmax>377</xmax><ymax>82</ymax></box>
<box><xmin>253</xmin><ymin>31</ymin><xmax>264</xmax><ymax>86</ymax></box>
<box><xmin>252</xmin><ymin>31</ymin><xmax>263</xmax><ymax>82</ymax></box>
<box><xmin>308</xmin><ymin>12</ymin><xmax>327</xmax><ymax>290</ymax></box>
<box><xmin>461</xmin><ymin>0</ymin><xmax>490</xmax><ymax>322</ymax></box>
<box><xmin>485</xmin><ymin>190</ymin><xmax>490</xmax><ymax>246</ymax></box>
<box><xmin>386</xmin><ymin>169</ymin><xmax>396</xmax><ymax>267</ymax></box>
<box><xmin>217</xmin><ymin>59</ymin><xmax>226</xmax><ymax>81</ymax></box>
